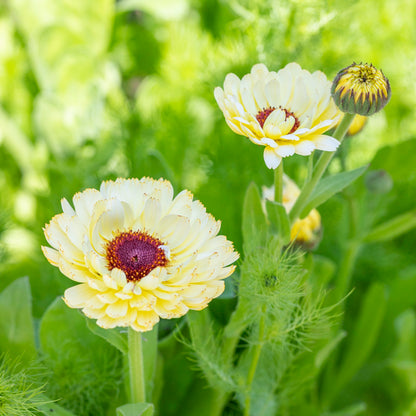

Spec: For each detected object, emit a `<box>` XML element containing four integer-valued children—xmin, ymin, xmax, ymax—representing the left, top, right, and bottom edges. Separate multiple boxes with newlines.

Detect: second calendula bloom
<box><xmin>214</xmin><ymin>63</ymin><xmax>341</xmax><ymax>169</ymax></box>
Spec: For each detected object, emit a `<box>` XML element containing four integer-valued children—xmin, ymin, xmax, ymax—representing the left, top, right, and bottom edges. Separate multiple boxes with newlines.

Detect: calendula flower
<box><xmin>42</xmin><ymin>178</ymin><xmax>239</xmax><ymax>332</ymax></box>
<box><xmin>331</xmin><ymin>62</ymin><xmax>391</xmax><ymax>116</ymax></box>
<box><xmin>263</xmin><ymin>175</ymin><xmax>321</xmax><ymax>246</ymax></box>
<box><xmin>214</xmin><ymin>63</ymin><xmax>341</xmax><ymax>169</ymax></box>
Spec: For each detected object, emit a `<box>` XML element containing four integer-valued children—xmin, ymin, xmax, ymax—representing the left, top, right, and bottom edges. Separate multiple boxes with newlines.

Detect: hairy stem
<box><xmin>244</xmin><ymin>309</ymin><xmax>266</xmax><ymax>416</ymax></box>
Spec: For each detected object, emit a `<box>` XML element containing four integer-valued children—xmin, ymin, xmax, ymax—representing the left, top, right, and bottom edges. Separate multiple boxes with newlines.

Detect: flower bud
<box><xmin>347</xmin><ymin>114</ymin><xmax>367</xmax><ymax>136</ymax></box>
<box><xmin>365</xmin><ymin>170</ymin><xmax>393</xmax><ymax>194</ymax></box>
<box><xmin>331</xmin><ymin>63</ymin><xmax>391</xmax><ymax>116</ymax></box>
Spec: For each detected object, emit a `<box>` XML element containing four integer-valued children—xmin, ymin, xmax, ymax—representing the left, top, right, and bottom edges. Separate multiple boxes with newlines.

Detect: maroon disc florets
<box><xmin>106</xmin><ymin>231</ymin><xmax>168</xmax><ymax>282</ymax></box>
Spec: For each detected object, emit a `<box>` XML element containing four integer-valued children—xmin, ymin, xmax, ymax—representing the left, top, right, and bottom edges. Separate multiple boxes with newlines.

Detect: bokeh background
<box><xmin>1</xmin><ymin>0</ymin><xmax>416</xmax><ymax>414</ymax></box>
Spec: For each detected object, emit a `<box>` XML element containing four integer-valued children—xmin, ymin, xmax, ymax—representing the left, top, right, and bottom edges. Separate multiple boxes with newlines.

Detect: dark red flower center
<box><xmin>106</xmin><ymin>231</ymin><xmax>168</xmax><ymax>282</ymax></box>
<box><xmin>256</xmin><ymin>106</ymin><xmax>300</xmax><ymax>133</ymax></box>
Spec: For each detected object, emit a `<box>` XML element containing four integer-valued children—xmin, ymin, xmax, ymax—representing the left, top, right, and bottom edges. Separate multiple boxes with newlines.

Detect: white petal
<box><xmin>240</xmin><ymin>86</ymin><xmax>258</xmax><ymax>114</ymax></box>
<box><xmin>42</xmin><ymin>246</ymin><xmax>60</xmax><ymax>266</ymax></box>
<box><xmin>295</xmin><ymin>140</ymin><xmax>316</xmax><ymax>156</ymax></box>
<box><xmin>253</xmin><ymin>81</ymin><xmax>268</xmax><ymax>109</ymax></box>
<box><xmin>61</xmin><ymin>198</ymin><xmax>75</xmax><ymax>216</ymax></box>
<box><xmin>275</xmin><ymin>144</ymin><xmax>295</xmax><ymax>157</ymax></box>
<box><xmin>261</xmin><ymin>138</ymin><xmax>278</xmax><ymax>148</ymax></box>
<box><xmin>214</xmin><ymin>87</ymin><xmax>225</xmax><ymax>110</ymax></box>
<box><xmin>251</xmin><ymin>63</ymin><xmax>269</xmax><ymax>77</ymax></box>
<box><xmin>264</xmin><ymin>79</ymin><xmax>281</xmax><ymax>107</ymax></box>
<box><xmin>263</xmin><ymin>147</ymin><xmax>282</xmax><ymax>169</ymax></box>
<box><xmin>313</xmin><ymin>135</ymin><xmax>340</xmax><ymax>152</ymax></box>
<box><xmin>223</xmin><ymin>73</ymin><xmax>240</xmax><ymax>96</ymax></box>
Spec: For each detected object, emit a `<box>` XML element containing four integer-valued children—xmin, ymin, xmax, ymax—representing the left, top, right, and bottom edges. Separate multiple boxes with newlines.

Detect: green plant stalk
<box><xmin>128</xmin><ymin>328</ymin><xmax>146</xmax><ymax>403</ymax></box>
<box><xmin>363</xmin><ymin>209</ymin><xmax>416</xmax><ymax>243</ymax></box>
<box><xmin>244</xmin><ymin>309</ymin><xmax>266</xmax><ymax>416</ymax></box>
<box><xmin>274</xmin><ymin>161</ymin><xmax>283</xmax><ymax>203</ymax></box>
<box><xmin>289</xmin><ymin>113</ymin><xmax>355</xmax><ymax>222</ymax></box>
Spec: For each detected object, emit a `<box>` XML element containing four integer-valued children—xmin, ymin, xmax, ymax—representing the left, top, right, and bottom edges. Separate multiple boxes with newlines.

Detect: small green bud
<box><xmin>365</xmin><ymin>170</ymin><xmax>393</xmax><ymax>194</ymax></box>
<box><xmin>331</xmin><ymin>63</ymin><xmax>391</xmax><ymax>116</ymax></box>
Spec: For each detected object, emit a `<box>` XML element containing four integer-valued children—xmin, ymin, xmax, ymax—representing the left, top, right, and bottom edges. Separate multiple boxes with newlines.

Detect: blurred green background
<box><xmin>0</xmin><ymin>0</ymin><xmax>416</xmax><ymax>414</ymax></box>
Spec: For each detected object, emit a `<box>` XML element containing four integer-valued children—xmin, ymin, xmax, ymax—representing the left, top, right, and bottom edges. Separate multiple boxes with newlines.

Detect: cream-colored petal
<box><xmin>111</xmin><ymin>268</ymin><xmax>127</xmax><ymax>287</ymax></box>
<box><xmin>42</xmin><ymin>246</ymin><xmax>60</xmax><ymax>266</ymax></box>
<box><xmin>72</xmin><ymin>189</ymin><xmax>102</xmax><ymax>226</ymax></box>
<box><xmin>64</xmin><ymin>284</ymin><xmax>97</xmax><ymax>308</ymax></box>
<box><xmin>275</xmin><ymin>144</ymin><xmax>295</xmax><ymax>158</ymax></box>
<box><xmin>263</xmin><ymin>147</ymin><xmax>282</xmax><ymax>169</ymax></box>
<box><xmin>61</xmin><ymin>198</ymin><xmax>75</xmax><ymax>216</ymax></box>
<box><xmin>313</xmin><ymin>135</ymin><xmax>340</xmax><ymax>152</ymax></box>
<box><xmin>264</xmin><ymin>79</ymin><xmax>281</xmax><ymax>107</ymax></box>
<box><xmin>295</xmin><ymin>140</ymin><xmax>316</xmax><ymax>156</ymax></box>
<box><xmin>223</xmin><ymin>73</ymin><xmax>240</xmax><ymax>96</ymax></box>
<box><xmin>106</xmin><ymin>301</ymin><xmax>128</xmax><ymax>318</ymax></box>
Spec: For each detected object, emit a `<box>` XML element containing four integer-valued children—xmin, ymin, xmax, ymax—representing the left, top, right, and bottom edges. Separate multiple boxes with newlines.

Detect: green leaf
<box><xmin>116</xmin><ymin>402</ymin><xmax>154</xmax><ymax>416</ymax></box>
<box><xmin>86</xmin><ymin>317</ymin><xmax>128</xmax><ymax>354</ymax></box>
<box><xmin>39</xmin><ymin>297</ymin><xmax>115</xmax><ymax>359</ymax></box>
<box><xmin>242</xmin><ymin>182</ymin><xmax>267</xmax><ymax>251</ymax></box>
<box><xmin>265</xmin><ymin>199</ymin><xmax>290</xmax><ymax>244</ymax></box>
<box><xmin>328</xmin><ymin>283</ymin><xmax>387</xmax><ymax>401</ymax></box>
<box><xmin>301</xmin><ymin>165</ymin><xmax>367</xmax><ymax>217</ymax></box>
<box><xmin>0</xmin><ymin>277</ymin><xmax>36</xmax><ymax>363</ymax></box>
<box><xmin>363</xmin><ymin>209</ymin><xmax>416</xmax><ymax>243</ymax></box>
<box><xmin>37</xmin><ymin>395</ymin><xmax>76</xmax><ymax>416</ymax></box>
<box><xmin>322</xmin><ymin>402</ymin><xmax>366</xmax><ymax>416</ymax></box>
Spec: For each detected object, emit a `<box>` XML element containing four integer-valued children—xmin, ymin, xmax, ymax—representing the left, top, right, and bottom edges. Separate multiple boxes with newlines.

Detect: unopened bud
<box><xmin>332</xmin><ymin>63</ymin><xmax>391</xmax><ymax>116</ymax></box>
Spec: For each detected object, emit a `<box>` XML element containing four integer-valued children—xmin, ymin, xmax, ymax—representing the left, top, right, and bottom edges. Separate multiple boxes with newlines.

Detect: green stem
<box><xmin>289</xmin><ymin>113</ymin><xmax>355</xmax><ymax>222</ymax></box>
<box><xmin>274</xmin><ymin>161</ymin><xmax>283</xmax><ymax>203</ymax></box>
<box><xmin>244</xmin><ymin>310</ymin><xmax>266</xmax><ymax>416</ymax></box>
<box><xmin>128</xmin><ymin>328</ymin><xmax>146</xmax><ymax>403</ymax></box>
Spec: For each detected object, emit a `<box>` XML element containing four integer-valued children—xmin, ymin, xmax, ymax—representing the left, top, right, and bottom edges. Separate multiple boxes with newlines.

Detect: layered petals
<box><xmin>43</xmin><ymin>177</ymin><xmax>239</xmax><ymax>332</ymax></box>
<box><xmin>215</xmin><ymin>63</ymin><xmax>342</xmax><ymax>168</ymax></box>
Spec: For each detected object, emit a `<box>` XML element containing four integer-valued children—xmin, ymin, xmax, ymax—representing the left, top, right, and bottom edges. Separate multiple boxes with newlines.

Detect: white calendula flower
<box><xmin>42</xmin><ymin>177</ymin><xmax>239</xmax><ymax>332</ymax></box>
<box><xmin>214</xmin><ymin>63</ymin><xmax>341</xmax><ymax>169</ymax></box>
<box><xmin>263</xmin><ymin>175</ymin><xmax>321</xmax><ymax>246</ymax></box>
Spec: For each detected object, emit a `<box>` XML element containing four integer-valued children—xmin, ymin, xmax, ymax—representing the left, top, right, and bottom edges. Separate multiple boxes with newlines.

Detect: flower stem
<box><xmin>289</xmin><ymin>113</ymin><xmax>355</xmax><ymax>222</ymax></box>
<box><xmin>128</xmin><ymin>328</ymin><xmax>146</xmax><ymax>403</ymax></box>
<box><xmin>274</xmin><ymin>161</ymin><xmax>283</xmax><ymax>203</ymax></box>
<box><xmin>244</xmin><ymin>309</ymin><xmax>266</xmax><ymax>416</ymax></box>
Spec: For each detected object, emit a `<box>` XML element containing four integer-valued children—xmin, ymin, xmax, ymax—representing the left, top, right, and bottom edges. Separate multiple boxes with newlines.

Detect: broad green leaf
<box><xmin>322</xmin><ymin>402</ymin><xmax>366</xmax><ymax>416</ymax></box>
<box><xmin>242</xmin><ymin>182</ymin><xmax>267</xmax><ymax>252</ymax></box>
<box><xmin>328</xmin><ymin>283</ymin><xmax>387</xmax><ymax>401</ymax></box>
<box><xmin>363</xmin><ymin>209</ymin><xmax>416</xmax><ymax>243</ymax></box>
<box><xmin>370</xmin><ymin>138</ymin><xmax>416</xmax><ymax>184</ymax></box>
<box><xmin>39</xmin><ymin>297</ymin><xmax>114</xmax><ymax>358</ymax></box>
<box><xmin>86</xmin><ymin>317</ymin><xmax>128</xmax><ymax>354</ymax></box>
<box><xmin>116</xmin><ymin>402</ymin><xmax>154</xmax><ymax>416</ymax></box>
<box><xmin>0</xmin><ymin>277</ymin><xmax>36</xmax><ymax>363</ymax></box>
<box><xmin>301</xmin><ymin>165</ymin><xmax>367</xmax><ymax>217</ymax></box>
<box><xmin>265</xmin><ymin>199</ymin><xmax>290</xmax><ymax>244</ymax></box>
<box><xmin>37</xmin><ymin>395</ymin><xmax>76</xmax><ymax>416</ymax></box>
